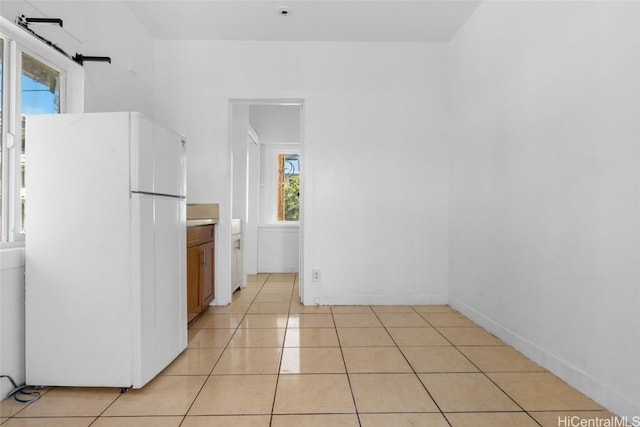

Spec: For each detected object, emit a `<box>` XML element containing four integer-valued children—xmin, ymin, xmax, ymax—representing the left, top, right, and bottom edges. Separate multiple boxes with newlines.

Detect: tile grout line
<box><xmin>178</xmin><ymin>273</ymin><xmax>267</xmax><ymax>424</ymax></box>
<box><xmin>4</xmin><ymin>284</ymin><xmax>605</xmax><ymax>426</ymax></box>
<box><xmin>1</xmin><ymin>387</ymin><xmax>53</xmax><ymax>421</ymax></box>
<box><xmin>413</xmin><ymin>309</ymin><xmax>543</xmax><ymax>426</ymax></box>
<box><xmin>186</xmin><ymin>272</ymin><xmax>281</xmax><ymax>422</ymax></box>
<box><xmin>267</xmin><ymin>273</ymin><xmax>295</xmax><ymax>427</ymax></box>
<box><xmin>369</xmin><ymin>306</ymin><xmax>453</xmax><ymax>427</ymax></box>
<box><xmin>84</xmin><ymin>389</ymin><xmax>128</xmax><ymax>426</ymax></box>
<box><xmin>332</xmin><ymin>306</ymin><xmax>364</xmax><ymax>427</ymax></box>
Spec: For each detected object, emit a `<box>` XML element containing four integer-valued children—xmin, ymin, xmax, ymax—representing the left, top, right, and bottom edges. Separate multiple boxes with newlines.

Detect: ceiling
<box><xmin>124</xmin><ymin>1</ymin><xmax>482</xmax><ymax>43</ymax></box>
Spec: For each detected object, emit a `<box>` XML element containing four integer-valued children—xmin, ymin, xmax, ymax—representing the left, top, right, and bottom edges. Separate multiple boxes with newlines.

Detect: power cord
<box><xmin>0</xmin><ymin>375</ymin><xmax>41</xmax><ymax>403</ymax></box>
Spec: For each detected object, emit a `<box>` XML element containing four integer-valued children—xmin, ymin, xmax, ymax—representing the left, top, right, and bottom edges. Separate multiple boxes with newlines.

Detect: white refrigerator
<box><xmin>25</xmin><ymin>112</ymin><xmax>187</xmax><ymax>389</ymax></box>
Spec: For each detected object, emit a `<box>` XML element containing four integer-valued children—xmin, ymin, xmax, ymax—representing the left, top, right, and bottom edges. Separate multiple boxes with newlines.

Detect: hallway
<box><xmin>0</xmin><ymin>273</ymin><xmax>620</xmax><ymax>426</ymax></box>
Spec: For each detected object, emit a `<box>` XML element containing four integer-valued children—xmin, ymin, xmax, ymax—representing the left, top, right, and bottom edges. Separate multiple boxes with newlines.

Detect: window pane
<box><xmin>0</xmin><ymin>38</ymin><xmax>3</xmax><ymax>239</ymax></box>
<box><xmin>21</xmin><ymin>52</ymin><xmax>60</xmax><ymax>232</ymax></box>
<box><xmin>277</xmin><ymin>153</ymin><xmax>300</xmax><ymax>222</ymax></box>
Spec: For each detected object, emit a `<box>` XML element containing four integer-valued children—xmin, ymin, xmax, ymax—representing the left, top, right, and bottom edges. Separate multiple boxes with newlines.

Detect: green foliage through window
<box><xmin>277</xmin><ymin>153</ymin><xmax>300</xmax><ymax>221</ymax></box>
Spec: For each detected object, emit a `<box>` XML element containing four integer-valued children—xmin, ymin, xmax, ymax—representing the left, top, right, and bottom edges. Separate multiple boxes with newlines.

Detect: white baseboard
<box><xmin>320</xmin><ymin>294</ymin><xmax>448</xmax><ymax>306</ymax></box>
<box><xmin>450</xmin><ymin>300</ymin><xmax>640</xmax><ymax>419</ymax></box>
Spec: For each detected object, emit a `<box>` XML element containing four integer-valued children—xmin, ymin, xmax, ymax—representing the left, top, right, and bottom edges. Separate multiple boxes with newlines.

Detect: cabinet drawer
<box><xmin>187</xmin><ymin>225</ymin><xmax>214</xmax><ymax>246</ymax></box>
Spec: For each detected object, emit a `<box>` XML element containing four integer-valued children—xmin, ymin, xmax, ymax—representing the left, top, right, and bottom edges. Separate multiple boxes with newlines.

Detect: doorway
<box><xmin>229</xmin><ymin>99</ymin><xmax>304</xmax><ymax>302</ymax></box>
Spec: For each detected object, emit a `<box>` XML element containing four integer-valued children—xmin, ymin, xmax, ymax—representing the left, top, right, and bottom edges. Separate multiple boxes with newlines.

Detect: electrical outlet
<box><xmin>312</xmin><ymin>269</ymin><xmax>321</xmax><ymax>282</ymax></box>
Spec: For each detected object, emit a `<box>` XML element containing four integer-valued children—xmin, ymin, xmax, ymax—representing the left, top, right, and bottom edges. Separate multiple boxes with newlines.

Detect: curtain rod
<box><xmin>16</xmin><ymin>15</ymin><xmax>111</xmax><ymax>66</ymax></box>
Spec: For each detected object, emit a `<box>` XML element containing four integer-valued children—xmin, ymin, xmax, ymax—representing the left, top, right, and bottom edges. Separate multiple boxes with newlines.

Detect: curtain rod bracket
<box><xmin>72</xmin><ymin>54</ymin><xmax>111</xmax><ymax>65</ymax></box>
<box><xmin>24</xmin><ymin>17</ymin><xmax>63</xmax><ymax>27</ymax></box>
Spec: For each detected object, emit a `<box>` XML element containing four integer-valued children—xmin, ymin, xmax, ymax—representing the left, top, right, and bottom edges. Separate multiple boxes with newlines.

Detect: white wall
<box><xmin>0</xmin><ymin>250</ymin><xmax>26</xmax><ymax>398</ymax></box>
<box><xmin>155</xmin><ymin>41</ymin><xmax>450</xmax><ymax>305</ymax></box>
<box><xmin>72</xmin><ymin>2</ymin><xmax>156</xmax><ymax>117</ymax></box>
<box><xmin>258</xmin><ymin>143</ymin><xmax>301</xmax><ymax>273</ymax></box>
<box><xmin>231</xmin><ymin>103</ymin><xmax>250</xmax><ymax>221</ymax></box>
<box><xmin>258</xmin><ymin>226</ymin><xmax>300</xmax><ymax>273</ymax></box>
<box><xmin>447</xmin><ymin>1</ymin><xmax>639</xmax><ymax>418</ymax></box>
<box><xmin>249</xmin><ymin>105</ymin><xmax>301</xmax><ymax>143</ymax></box>
<box><xmin>1</xmin><ymin>2</ymin><xmax>635</xmax><ymax>417</ymax></box>
<box><xmin>1</xmin><ymin>1</ymin><xmax>156</xmax><ymax>117</ymax></box>
<box><xmin>0</xmin><ymin>3</ymin><xmax>156</xmax><ymax>397</ymax></box>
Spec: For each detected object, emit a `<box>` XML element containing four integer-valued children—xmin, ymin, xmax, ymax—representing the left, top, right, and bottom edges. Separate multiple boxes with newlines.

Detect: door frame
<box><xmin>227</xmin><ymin>98</ymin><xmax>306</xmax><ymax>302</ymax></box>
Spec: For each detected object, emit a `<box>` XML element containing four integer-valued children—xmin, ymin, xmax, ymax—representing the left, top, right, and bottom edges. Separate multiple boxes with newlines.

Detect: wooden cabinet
<box><xmin>187</xmin><ymin>225</ymin><xmax>215</xmax><ymax>322</ymax></box>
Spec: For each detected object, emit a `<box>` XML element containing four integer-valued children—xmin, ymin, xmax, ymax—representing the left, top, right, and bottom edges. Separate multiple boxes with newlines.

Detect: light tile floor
<box><xmin>0</xmin><ymin>273</ymin><xmax>624</xmax><ymax>426</ymax></box>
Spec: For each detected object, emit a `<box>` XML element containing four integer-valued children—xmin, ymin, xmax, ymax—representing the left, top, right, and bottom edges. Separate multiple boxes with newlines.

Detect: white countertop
<box><xmin>187</xmin><ymin>219</ymin><xmax>219</xmax><ymax>227</ymax></box>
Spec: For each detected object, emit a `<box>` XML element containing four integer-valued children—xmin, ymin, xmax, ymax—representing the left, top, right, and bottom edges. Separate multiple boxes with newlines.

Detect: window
<box><xmin>0</xmin><ymin>38</ymin><xmax>4</xmax><ymax>238</ymax></box>
<box><xmin>0</xmin><ymin>17</ymin><xmax>78</xmax><ymax>244</ymax></box>
<box><xmin>259</xmin><ymin>144</ymin><xmax>301</xmax><ymax>225</ymax></box>
<box><xmin>277</xmin><ymin>153</ymin><xmax>300</xmax><ymax>222</ymax></box>
<box><xmin>20</xmin><ymin>53</ymin><xmax>61</xmax><ymax>233</ymax></box>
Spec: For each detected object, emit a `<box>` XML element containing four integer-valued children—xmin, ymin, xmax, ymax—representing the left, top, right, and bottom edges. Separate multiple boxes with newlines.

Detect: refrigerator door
<box><xmin>130</xmin><ymin>113</ymin><xmax>186</xmax><ymax>197</ymax></box>
<box><xmin>26</xmin><ymin>112</ymin><xmax>186</xmax><ymax>389</ymax></box>
<box><xmin>153</xmin><ymin>122</ymin><xmax>186</xmax><ymax>197</ymax></box>
<box><xmin>26</xmin><ymin>112</ymin><xmax>133</xmax><ymax>387</ymax></box>
<box><xmin>130</xmin><ymin>113</ymin><xmax>155</xmax><ymax>194</ymax></box>
<box><xmin>131</xmin><ymin>193</ymin><xmax>187</xmax><ymax>388</ymax></box>
<box><xmin>152</xmin><ymin>195</ymin><xmax>187</xmax><ymax>367</ymax></box>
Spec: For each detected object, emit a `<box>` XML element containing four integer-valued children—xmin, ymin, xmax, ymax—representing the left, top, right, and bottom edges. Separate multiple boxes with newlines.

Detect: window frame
<box><xmin>259</xmin><ymin>143</ymin><xmax>301</xmax><ymax>226</ymax></box>
<box><xmin>276</xmin><ymin>152</ymin><xmax>300</xmax><ymax>222</ymax></box>
<box><xmin>0</xmin><ymin>17</ymin><xmax>83</xmax><ymax>246</ymax></box>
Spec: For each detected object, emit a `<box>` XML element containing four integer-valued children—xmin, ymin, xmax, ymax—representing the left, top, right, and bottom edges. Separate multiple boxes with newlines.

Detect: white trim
<box><xmin>229</xmin><ymin>98</ymin><xmax>303</xmax><ymax>107</ymax></box>
<box><xmin>228</xmin><ymin>98</ymin><xmax>306</xmax><ymax>305</ymax></box>
<box><xmin>248</xmin><ymin>125</ymin><xmax>260</xmax><ymax>145</ymax></box>
<box><xmin>1</xmin><ymin>36</ymin><xmax>10</xmax><ymax>241</ymax></box>
<box><xmin>258</xmin><ymin>141</ymin><xmax>301</xmax><ymax>145</ymax></box>
<box><xmin>8</xmin><ymin>39</ymin><xmax>19</xmax><ymax>241</ymax></box>
<box><xmin>323</xmin><ymin>294</ymin><xmax>449</xmax><ymax>306</ymax></box>
<box><xmin>1</xmin><ymin>17</ymin><xmax>83</xmax><ymax>113</ymax></box>
<box><xmin>0</xmin><ymin>16</ymin><xmax>83</xmax><ymax>245</ymax></box>
<box><xmin>450</xmin><ymin>299</ymin><xmax>640</xmax><ymax>418</ymax></box>
<box><xmin>0</xmin><ymin>17</ymin><xmax>81</xmax><ymax>80</ymax></box>
<box><xmin>258</xmin><ymin>223</ymin><xmax>300</xmax><ymax>229</ymax></box>
<box><xmin>297</xmin><ymin>102</ymin><xmax>307</xmax><ymax>304</ymax></box>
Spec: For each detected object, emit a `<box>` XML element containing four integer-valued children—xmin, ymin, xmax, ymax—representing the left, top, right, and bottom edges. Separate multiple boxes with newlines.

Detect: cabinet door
<box><xmin>200</xmin><ymin>241</ymin><xmax>215</xmax><ymax>307</ymax></box>
<box><xmin>187</xmin><ymin>245</ymin><xmax>202</xmax><ymax>322</ymax></box>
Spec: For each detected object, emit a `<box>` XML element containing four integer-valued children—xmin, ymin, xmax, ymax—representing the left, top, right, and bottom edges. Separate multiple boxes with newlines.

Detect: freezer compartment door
<box><xmin>154</xmin><ymin>123</ymin><xmax>186</xmax><ymax>197</ymax></box>
<box><xmin>131</xmin><ymin>113</ymin><xmax>186</xmax><ymax>197</ymax></box>
<box><xmin>131</xmin><ymin>193</ymin><xmax>187</xmax><ymax>388</ymax></box>
<box><xmin>130</xmin><ymin>114</ymin><xmax>155</xmax><ymax>193</ymax></box>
